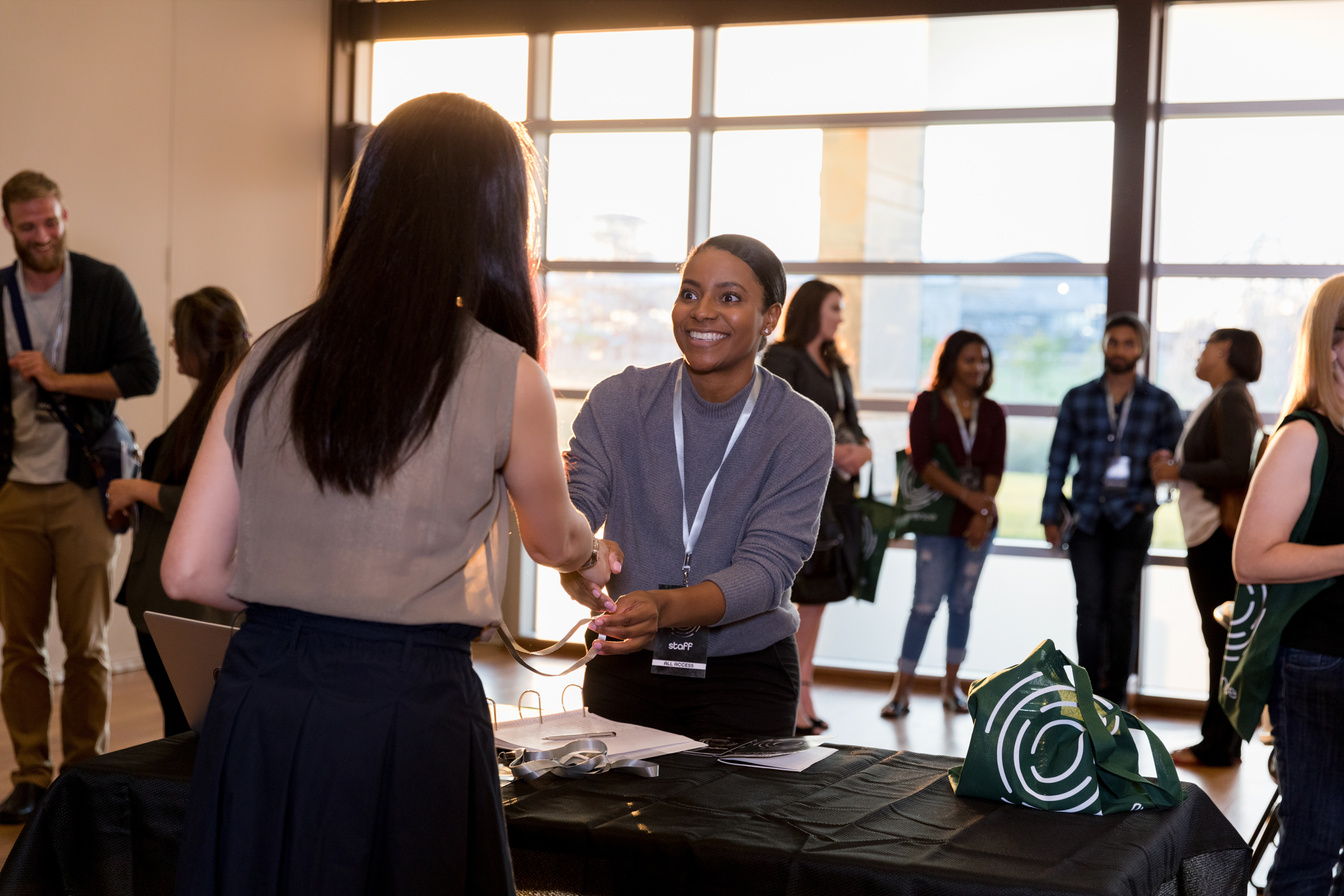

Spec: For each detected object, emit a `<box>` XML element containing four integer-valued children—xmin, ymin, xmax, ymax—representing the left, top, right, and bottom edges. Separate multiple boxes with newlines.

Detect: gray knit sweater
<box><xmin>567</xmin><ymin>360</ymin><xmax>833</xmax><ymax>656</ymax></box>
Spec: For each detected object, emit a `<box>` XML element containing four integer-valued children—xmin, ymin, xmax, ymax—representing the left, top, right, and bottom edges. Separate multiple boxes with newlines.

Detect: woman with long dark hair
<box><xmin>105</xmin><ymin>286</ymin><xmax>249</xmax><ymax>736</ymax></box>
<box><xmin>1234</xmin><ymin>276</ymin><xmax>1344</xmax><ymax>895</ymax></box>
<box><xmin>761</xmin><ymin>280</ymin><xmax>871</xmax><ymax>735</ymax></box>
<box><xmin>162</xmin><ymin>93</ymin><xmax>616</xmax><ymax>896</ymax></box>
<box><xmin>1150</xmin><ymin>327</ymin><xmax>1262</xmax><ymax>768</ymax></box>
<box><xmin>561</xmin><ymin>234</ymin><xmax>834</xmax><ymax>741</ymax></box>
<box><xmin>882</xmin><ymin>330</ymin><xmax>1005</xmax><ymax>719</ymax></box>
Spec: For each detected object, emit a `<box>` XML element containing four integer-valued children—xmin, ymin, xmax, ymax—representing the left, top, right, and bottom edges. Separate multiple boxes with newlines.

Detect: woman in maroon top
<box><xmin>882</xmin><ymin>331</ymin><xmax>1007</xmax><ymax>718</ymax></box>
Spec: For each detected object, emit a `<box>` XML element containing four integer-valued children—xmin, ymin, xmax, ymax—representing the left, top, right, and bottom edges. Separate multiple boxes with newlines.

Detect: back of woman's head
<box><xmin>235</xmin><ymin>92</ymin><xmax>542</xmax><ymax>494</ymax></box>
<box><xmin>326</xmin><ymin>92</ymin><xmax>540</xmax><ymax>343</ymax></box>
<box><xmin>930</xmin><ymin>329</ymin><xmax>994</xmax><ymax>395</ymax></box>
<box><xmin>1209</xmin><ymin>327</ymin><xmax>1263</xmax><ymax>383</ymax></box>
<box><xmin>1284</xmin><ymin>274</ymin><xmax>1344</xmax><ymax>429</ymax></box>
<box><xmin>163</xmin><ymin>287</ymin><xmax>250</xmax><ymax>481</ymax></box>
<box><xmin>174</xmin><ymin>286</ymin><xmax>250</xmax><ymax>385</ymax></box>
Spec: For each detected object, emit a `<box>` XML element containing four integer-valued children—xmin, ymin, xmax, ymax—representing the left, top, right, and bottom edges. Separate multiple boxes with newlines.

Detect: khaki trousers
<box><xmin>0</xmin><ymin>480</ymin><xmax>115</xmax><ymax>788</ymax></box>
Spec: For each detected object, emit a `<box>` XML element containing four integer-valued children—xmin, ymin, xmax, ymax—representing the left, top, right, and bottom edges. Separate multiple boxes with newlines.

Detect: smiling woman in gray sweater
<box><xmin>561</xmin><ymin>234</ymin><xmax>833</xmax><ymax>740</ymax></box>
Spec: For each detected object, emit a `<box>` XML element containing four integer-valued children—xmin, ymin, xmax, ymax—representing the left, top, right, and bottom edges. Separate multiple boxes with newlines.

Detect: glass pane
<box><xmin>849</xmin><ymin>274</ymin><xmax>1107</xmax><ymax>405</ymax></box>
<box><xmin>545</xmin><ymin>132</ymin><xmax>690</xmax><ymax>262</ymax></box>
<box><xmin>710</xmin><ymin>129</ymin><xmax>822</xmax><ymax>262</ymax></box>
<box><xmin>926</xmin><ymin>9</ymin><xmax>1116</xmax><ymax>109</ymax></box>
<box><xmin>715</xmin><ymin>19</ymin><xmax>931</xmax><ymax>116</ymax></box>
<box><xmin>1152</xmin><ymin>276</ymin><xmax>1316</xmax><ymax>417</ymax></box>
<box><xmin>711</xmin><ymin>123</ymin><xmax>1113</xmax><ymax>264</ymax></box>
<box><xmin>551</xmin><ymin>29</ymin><xmax>692</xmax><ymax>120</ymax></box>
<box><xmin>542</xmin><ymin>272</ymin><xmax>682</xmax><ymax>390</ymax></box>
<box><xmin>715</xmin><ymin>10</ymin><xmax>1116</xmax><ymax>116</ymax></box>
<box><xmin>815</xmin><ymin>550</ymin><xmax>1080</xmax><ymax>681</ymax></box>
<box><xmin>1140</xmin><ymin>565</ymin><xmax>1206</xmax><ymax>698</ymax></box>
<box><xmin>999</xmin><ymin>416</ymin><xmax>1056</xmax><ymax>543</ymax></box>
<box><xmin>1158</xmin><ymin>117</ymin><xmax>1344</xmax><ymax>264</ymax></box>
<box><xmin>1166</xmin><ymin>1</ymin><xmax>1344</xmax><ymax>103</ymax></box>
<box><xmin>370</xmin><ymin>36</ymin><xmax>529</xmax><ymax>123</ymax></box>
<box><xmin>922</xmin><ymin>122</ymin><xmax>1113</xmax><ymax>263</ymax></box>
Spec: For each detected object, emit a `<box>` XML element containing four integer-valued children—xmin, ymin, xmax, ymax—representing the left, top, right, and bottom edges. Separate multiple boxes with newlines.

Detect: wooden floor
<box><xmin>0</xmin><ymin>646</ymin><xmax>1277</xmax><ymax>890</ymax></box>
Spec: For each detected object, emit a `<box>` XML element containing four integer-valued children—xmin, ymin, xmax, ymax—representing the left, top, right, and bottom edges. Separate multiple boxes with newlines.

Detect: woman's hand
<box><xmin>559</xmin><ymin>538</ymin><xmax>622</xmax><ymax>614</ymax></box>
<box><xmin>960</xmin><ymin>489</ymin><xmax>995</xmax><ymax>516</ymax></box>
<box><xmin>588</xmin><ymin>591</ymin><xmax>662</xmax><ymax>654</ymax></box>
<box><xmin>965</xmin><ymin>510</ymin><xmax>993</xmax><ymax>549</ymax></box>
<box><xmin>1148</xmin><ymin>449</ymin><xmax>1180</xmax><ymax>483</ymax></box>
<box><xmin>106</xmin><ymin>478</ymin><xmax>159</xmax><ymax>519</ymax></box>
<box><xmin>833</xmin><ymin>443</ymin><xmax>872</xmax><ymax>477</ymax></box>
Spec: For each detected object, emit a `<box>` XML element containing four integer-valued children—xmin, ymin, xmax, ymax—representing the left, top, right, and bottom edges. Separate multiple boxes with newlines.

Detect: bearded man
<box><xmin>0</xmin><ymin>171</ymin><xmax>159</xmax><ymax>822</ymax></box>
<box><xmin>1040</xmin><ymin>312</ymin><xmax>1182</xmax><ymax>707</ymax></box>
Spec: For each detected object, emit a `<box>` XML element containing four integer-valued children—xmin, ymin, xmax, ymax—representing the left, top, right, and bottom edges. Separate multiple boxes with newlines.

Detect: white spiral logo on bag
<box><xmin>1222</xmin><ymin>584</ymin><xmax>1267</xmax><ymax>664</ymax></box>
<box><xmin>897</xmin><ymin>456</ymin><xmax>943</xmax><ymax>512</ymax></box>
<box><xmin>982</xmin><ymin>671</ymin><xmax>1117</xmax><ymax>815</ymax></box>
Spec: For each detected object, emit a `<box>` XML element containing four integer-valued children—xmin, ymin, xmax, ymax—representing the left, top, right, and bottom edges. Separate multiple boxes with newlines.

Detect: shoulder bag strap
<box><xmin>1281</xmin><ymin>410</ymin><xmax>1330</xmax><ymax>543</ymax></box>
<box><xmin>3</xmin><ymin>263</ymin><xmax>91</xmax><ymax>450</ymax></box>
<box><xmin>4</xmin><ymin>265</ymin><xmax>33</xmax><ymax>352</ymax></box>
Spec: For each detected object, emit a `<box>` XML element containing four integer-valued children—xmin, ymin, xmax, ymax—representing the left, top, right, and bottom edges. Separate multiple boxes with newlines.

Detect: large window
<box><xmin>1152</xmin><ymin>0</ymin><xmax>1344</xmax><ymax>521</ymax></box>
<box><xmin>344</xmin><ymin>0</ymin><xmax>1344</xmax><ymax>698</ymax></box>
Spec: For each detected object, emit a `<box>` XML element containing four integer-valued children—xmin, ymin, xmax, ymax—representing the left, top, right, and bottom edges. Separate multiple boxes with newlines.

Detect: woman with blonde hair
<box><xmin>1234</xmin><ymin>274</ymin><xmax>1344</xmax><ymax>895</ymax></box>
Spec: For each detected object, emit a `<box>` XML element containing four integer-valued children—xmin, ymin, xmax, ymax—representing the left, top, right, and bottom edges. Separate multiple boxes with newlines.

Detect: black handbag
<box><xmin>4</xmin><ymin>264</ymin><xmax>141</xmax><ymax>533</ymax></box>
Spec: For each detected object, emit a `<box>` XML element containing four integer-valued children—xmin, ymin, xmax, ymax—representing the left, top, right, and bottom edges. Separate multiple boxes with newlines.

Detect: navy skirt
<box><xmin>175</xmin><ymin>604</ymin><xmax>513</xmax><ymax>896</ymax></box>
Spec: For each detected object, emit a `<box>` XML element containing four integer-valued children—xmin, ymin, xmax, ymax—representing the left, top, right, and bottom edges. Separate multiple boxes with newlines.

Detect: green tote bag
<box><xmin>948</xmin><ymin>640</ymin><xmax>1185</xmax><ymax>814</ymax></box>
<box><xmin>1220</xmin><ymin>411</ymin><xmax>1334</xmax><ymax>741</ymax></box>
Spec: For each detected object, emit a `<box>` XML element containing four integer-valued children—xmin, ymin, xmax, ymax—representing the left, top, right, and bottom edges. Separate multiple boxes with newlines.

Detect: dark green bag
<box><xmin>949</xmin><ymin>640</ymin><xmax>1186</xmax><ymax>814</ymax></box>
<box><xmin>849</xmin><ymin>475</ymin><xmax>898</xmax><ymax>603</ymax></box>
<box><xmin>1220</xmin><ymin>411</ymin><xmax>1334</xmax><ymax>741</ymax></box>
<box><xmin>893</xmin><ymin>394</ymin><xmax>961</xmax><ymax>536</ymax></box>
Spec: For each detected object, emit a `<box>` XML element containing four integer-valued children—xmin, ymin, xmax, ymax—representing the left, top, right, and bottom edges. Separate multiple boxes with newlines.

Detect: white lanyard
<box><xmin>1105</xmin><ymin>390</ymin><xmax>1134</xmax><ymax>457</ymax></box>
<box><xmin>673</xmin><ymin>364</ymin><xmax>760</xmax><ymax>586</ymax></box>
<box><xmin>830</xmin><ymin>366</ymin><xmax>846</xmax><ymax>414</ymax></box>
<box><xmin>943</xmin><ymin>390</ymin><xmax>979</xmax><ymax>457</ymax></box>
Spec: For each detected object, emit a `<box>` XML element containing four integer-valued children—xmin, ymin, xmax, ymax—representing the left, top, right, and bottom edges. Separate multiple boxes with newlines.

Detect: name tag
<box><xmin>652</xmin><ymin>584</ymin><xmax>708</xmax><ymax>678</ymax></box>
<box><xmin>1104</xmin><ymin>455</ymin><xmax>1131</xmax><ymax>493</ymax></box>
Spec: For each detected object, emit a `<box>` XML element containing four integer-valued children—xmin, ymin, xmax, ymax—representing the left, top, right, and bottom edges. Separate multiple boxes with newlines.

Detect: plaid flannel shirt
<box><xmin>1041</xmin><ymin>375</ymin><xmax>1184</xmax><ymax>534</ymax></box>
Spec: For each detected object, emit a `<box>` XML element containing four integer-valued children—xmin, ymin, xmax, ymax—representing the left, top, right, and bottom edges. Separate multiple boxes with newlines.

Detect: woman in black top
<box><xmin>1150</xmin><ymin>328</ymin><xmax>1262</xmax><ymax>767</ymax></box>
<box><xmin>105</xmin><ymin>287</ymin><xmax>249</xmax><ymax>735</ymax></box>
<box><xmin>1234</xmin><ymin>275</ymin><xmax>1344</xmax><ymax>896</ymax></box>
<box><xmin>761</xmin><ymin>280</ymin><xmax>871</xmax><ymax>735</ymax></box>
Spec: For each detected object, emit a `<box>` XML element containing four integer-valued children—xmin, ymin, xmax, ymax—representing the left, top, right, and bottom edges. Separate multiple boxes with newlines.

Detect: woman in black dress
<box><xmin>761</xmin><ymin>280</ymin><xmax>871</xmax><ymax>735</ymax></box>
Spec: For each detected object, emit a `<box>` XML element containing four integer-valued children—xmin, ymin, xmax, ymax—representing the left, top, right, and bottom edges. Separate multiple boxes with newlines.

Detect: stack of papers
<box><xmin>686</xmin><ymin>736</ymin><xmax>837</xmax><ymax>772</ymax></box>
<box><xmin>494</xmin><ymin>709</ymin><xmax>705</xmax><ymax>762</ymax></box>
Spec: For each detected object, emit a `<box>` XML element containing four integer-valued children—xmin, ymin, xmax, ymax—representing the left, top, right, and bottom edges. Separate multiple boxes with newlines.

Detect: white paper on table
<box><xmin>717</xmin><ymin>746</ymin><xmax>838</xmax><ymax>772</ymax></box>
<box><xmin>493</xmin><ymin>708</ymin><xmax>705</xmax><ymax>762</ymax></box>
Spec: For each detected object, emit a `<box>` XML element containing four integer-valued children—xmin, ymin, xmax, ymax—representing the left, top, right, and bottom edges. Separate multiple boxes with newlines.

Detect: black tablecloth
<box><xmin>0</xmin><ymin>735</ymin><xmax>1248</xmax><ymax>896</ymax></box>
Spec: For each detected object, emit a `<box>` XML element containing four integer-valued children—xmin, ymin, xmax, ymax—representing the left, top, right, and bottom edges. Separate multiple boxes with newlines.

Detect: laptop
<box><xmin>143</xmin><ymin>611</ymin><xmax>237</xmax><ymax>733</ymax></box>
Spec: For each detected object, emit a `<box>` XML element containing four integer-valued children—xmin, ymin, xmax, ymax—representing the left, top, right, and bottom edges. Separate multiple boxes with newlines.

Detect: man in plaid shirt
<box><xmin>1041</xmin><ymin>312</ymin><xmax>1183</xmax><ymax>707</ymax></box>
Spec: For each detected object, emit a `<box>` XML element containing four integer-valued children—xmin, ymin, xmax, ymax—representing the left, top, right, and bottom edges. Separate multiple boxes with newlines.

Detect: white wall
<box><xmin>0</xmin><ymin>0</ymin><xmax>330</xmax><ymax>672</ymax></box>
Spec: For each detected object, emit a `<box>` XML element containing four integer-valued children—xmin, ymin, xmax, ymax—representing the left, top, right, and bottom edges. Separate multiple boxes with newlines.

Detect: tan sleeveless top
<box><xmin>224</xmin><ymin>318</ymin><xmax>522</xmax><ymax>626</ymax></box>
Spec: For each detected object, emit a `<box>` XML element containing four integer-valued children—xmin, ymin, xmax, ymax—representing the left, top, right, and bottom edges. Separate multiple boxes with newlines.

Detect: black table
<box><xmin>0</xmin><ymin>734</ymin><xmax>1248</xmax><ymax>896</ymax></box>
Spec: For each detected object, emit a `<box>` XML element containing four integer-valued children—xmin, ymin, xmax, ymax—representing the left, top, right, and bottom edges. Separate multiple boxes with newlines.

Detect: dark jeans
<box><xmin>1068</xmin><ymin>513</ymin><xmax>1152</xmax><ymax>706</ymax></box>
<box><xmin>1184</xmin><ymin>529</ymin><xmax>1242</xmax><ymax>763</ymax></box>
<box><xmin>1268</xmin><ymin>647</ymin><xmax>1344</xmax><ymax>896</ymax></box>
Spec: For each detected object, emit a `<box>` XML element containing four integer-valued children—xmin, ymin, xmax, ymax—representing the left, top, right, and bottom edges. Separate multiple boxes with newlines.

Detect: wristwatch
<box><xmin>578</xmin><ymin>537</ymin><xmax>600</xmax><ymax>571</ymax></box>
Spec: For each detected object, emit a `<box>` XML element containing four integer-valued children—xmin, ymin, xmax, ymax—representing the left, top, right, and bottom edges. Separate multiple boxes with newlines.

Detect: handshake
<box><xmin>557</xmin><ymin>538</ymin><xmax>664</xmax><ymax>655</ymax></box>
